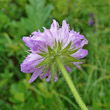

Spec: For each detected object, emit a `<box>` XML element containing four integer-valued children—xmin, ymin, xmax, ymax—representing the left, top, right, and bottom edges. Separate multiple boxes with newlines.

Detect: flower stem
<box><xmin>50</xmin><ymin>63</ymin><xmax>55</xmax><ymax>88</ymax></box>
<box><xmin>56</xmin><ymin>57</ymin><xmax>88</xmax><ymax>110</ymax></box>
<box><xmin>50</xmin><ymin>63</ymin><xmax>55</xmax><ymax>81</ymax></box>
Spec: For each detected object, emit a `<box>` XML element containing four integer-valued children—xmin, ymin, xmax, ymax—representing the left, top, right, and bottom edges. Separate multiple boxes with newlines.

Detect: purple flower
<box><xmin>21</xmin><ymin>20</ymin><xmax>88</xmax><ymax>83</ymax></box>
<box><xmin>88</xmin><ymin>19</ymin><xmax>94</xmax><ymax>26</ymax></box>
<box><xmin>88</xmin><ymin>13</ymin><xmax>95</xmax><ymax>26</ymax></box>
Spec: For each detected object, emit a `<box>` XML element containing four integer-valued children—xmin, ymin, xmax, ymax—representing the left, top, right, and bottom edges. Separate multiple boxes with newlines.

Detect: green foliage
<box><xmin>0</xmin><ymin>0</ymin><xmax>110</xmax><ymax>110</ymax></box>
<box><xmin>8</xmin><ymin>0</ymin><xmax>53</xmax><ymax>37</ymax></box>
<box><xmin>0</xmin><ymin>12</ymin><xmax>9</xmax><ymax>31</ymax></box>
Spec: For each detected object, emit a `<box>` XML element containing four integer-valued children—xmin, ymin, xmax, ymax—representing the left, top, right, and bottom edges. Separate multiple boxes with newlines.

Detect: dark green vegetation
<box><xmin>0</xmin><ymin>0</ymin><xmax>110</xmax><ymax>110</ymax></box>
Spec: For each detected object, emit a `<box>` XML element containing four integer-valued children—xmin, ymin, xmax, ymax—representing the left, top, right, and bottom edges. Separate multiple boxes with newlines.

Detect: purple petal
<box><xmin>71</xmin><ymin>39</ymin><xmax>88</xmax><ymax>49</ymax></box>
<box><xmin>60</xmin><ymin>20</ymin><xmax>69</xmax><ymax>42</ymax></box>
<box><xmin>73</xmin><ymin>62</ymin><xmax>83</xmax><ymax>69</ymax></box>
<box><xmin>70</xmin><ymin>38</ymin><xmax>81</xmax><ymax>49</ymax></box>
<box><xmin>40</xmin><ymin>68</ymin><xmax>50</xmax><ymax>79</ymax></box>
<box><xmin>32</xmin><ymin>30</ymin><xmax>41</xmax><ymax>36</ymax></box>
<box><xmin>80</xmin><ymin>39</ymin><xmax>88</xmax><ymax>48</ymax></box>
<box><xmin>46</xmin><ymin>71</ymin><xmax>51</xmax><ymax>82</ymax></box>
<box><xmin>54</xmin><ymin>73</ymin><xmax>58</xmax><ymax>82</ymax></box>
<box><xmin>72</xmin><ymin>49</ymin><xmax>88</xmax><ymax>59</ymax></box>
<box><xmin>65</xmin><ymin>66</ymin><xmax>71</xmax><ymax>72</ymax></box>
<box><xmin>20</xmin><ymin>53</ymin><xmax>44</xmax><ymax>73</ymax></box>
<box><xmin>88</xmin><ymin>19</ymin><xmax>94</xmax><ymax>26</ymax></box>
<box><xmin>43</xmin><ymin>28</ymin><xmax>55</xmax><ymax>48</ymax></box>
<box><xmin>22</xmin><ymin>37</ymin><xmax>37</xmax><ymax>51</ymax></box>
<box><xmin>50</xmin><ymin>20</ymin><xmax>59</xmax><ymax>42</ymax></box>
<box><xmin>29</xmin><ymin>67</ymin><xmax>44</xmax><ymax>83</ymax></box>
<box><xmin>50</xmin><ymin>19</ymin><xmax>59</xmax><ymax>31</ymax></box>
<box><xmin>23</xmin><ymin>31</ymin><xmax>47</xmax><ymax>51</ymax></box>
<box><xmin>63</xmin><ymin>29</ymin><xmax>85</xmax><ymax>49</ymax></box>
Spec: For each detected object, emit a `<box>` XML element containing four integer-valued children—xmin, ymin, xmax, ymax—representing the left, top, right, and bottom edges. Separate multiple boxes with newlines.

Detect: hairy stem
<box><xmin>56</xmin><ymin>56</ymin><xmax>88</xmax><ymax>110</ymax></box>
<box><xmin>50</xmin><ymin>63</ymin><xmax>55</xmax><ymax>88</ymax></box>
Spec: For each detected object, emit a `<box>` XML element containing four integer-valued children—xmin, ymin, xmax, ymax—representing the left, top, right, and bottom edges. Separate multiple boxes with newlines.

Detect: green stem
<box><xmin>50</xmin><ymin>63</ymin><xmax>55</xmax><ymax>82</ymax></box>
<box><xmin>56</xmin><ymin>57</ymin><xmax>88</xmax><ymax>110</ymax></box>
<box><xmin>50</xmin><ymin>63</ymin><xmax>55</xmax><ymax>88</ymax></box>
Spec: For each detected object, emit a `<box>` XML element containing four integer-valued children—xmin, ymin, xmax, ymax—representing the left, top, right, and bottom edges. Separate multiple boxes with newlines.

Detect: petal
<box><xmin>60</xmin><ymin>20</ymin><xmax>69</xmax><ymax>41</ymax></box>
<box><xmin>80</xmin><ymin>39</ymin><xmax>88</xmax><ymax>47</ymax></box>
<box><xmin>64</xmin><ymin>30</ymin><xmax>87</xmax><ymax>49</ymax></box>
<box><xmin>70</xmin><ymin>38</ymin><xmax>81</xmax><ymax>49</ymax></box>
<box><xmin>73</xmin><ymin>62</ymin><xmax>83</xmax><ymax>69</ymax></box>
<box><xmin>50</xmin><ymin>19</ymin><xmax>59</xmax><ymax>31</ymax></box>
<box><xmin>32</xmin><ymin>30</ymin><xmax>41</xmax><ymax>36</ymax></box>
<box><xmin>70</xmin><ymin>30</ymin><xmax>85</xmax><ymax>39</ymax></box>
<box><xmin>40</xmin><ymin>68</ymin><xmax>51</xmax><ymax>82</ymax></box>
<box><xmin>72</xmin><ymin>49</ymin><xmax>88</xmax><ymax>59</ymax></box>
<box><xmin>50</xmin><ymin>20</ymin><xmax>59</xmax><ymax>41</ymax></box>
<box><xmin>46</xmin><ymin>71</ymin><xmax>51</xmax><ymax>82</ymax></box>
<box><xmin>29</xmin><ymin>66</ymin><xmax>44</xmax><ymax>83</ymax></box>
<box><xmin>54</xmin><ymin>73</ymin><xmax>58</xmax><ymax>82</ymax></box>
<box><xmin>31</xmin><ymin>32</ymin><xmax>47</xmax><ymax>51</ymax></box>
<box><xmin>22</xmin><ymin>37</ymin><xmax>37</xmax><ymax>50</ymax></box>
<box><xmin>20</xmin><ymin>53</ymin><xmax>44</xmax><ymax>73</ymax></box>
<box><xmin>71</xmin><ymin>39</ymin><xmax>88</xmax><ymax>49</ymax></box>
<box><xmin>65</xmin><ymin>66</ymin><xmax>71</xmax><ymax>72</ymax></box>
<box><xmin>40</xmin><ymin>68</ymin><xmax>50</xmax><ymax>79</ymax></box>
<box><xmin>43</xmin><ymin>28</ymin><xmax>54</xmax><ymax>48</ymax></box>
<box><xmin>23</xmin><ymin>31</ymin><xmax>46</xmax><ymax>51</ymax></box>
<box><xmin>31</xmin><ymin>32</ymin><xmax>46</xmax><ymax>42</ymax></box>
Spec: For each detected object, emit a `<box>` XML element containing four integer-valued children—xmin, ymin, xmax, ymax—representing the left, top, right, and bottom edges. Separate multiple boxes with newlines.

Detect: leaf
<box><xmin>8</xmin><ymin>0</ymin><xmax>53</xmax><ymax>37</ymax></box>
<box><xmin>37</xmin><ymin>52</ymin><xmax>48</xmax><ymax>57</ymax></box>
<box><xmin>14</xmin><ymin>93</ymin><xmax>25</xmax><ymax>102</ymax></box>
<box><xmin>0</xmin><ymin>12</ymin><xmax>9</xmax><ymax>31</ymax></box>
<box><xmin>61</xmin><ymin>41</ymin><xmax>72</xmax><ymax>53</ymax></box>
<box><xmin>0</xmin><ymin>100</ymin><xmax>11</xmax><ymax>110</ymax></box>
<box><xmin>54</xmin><ymin>39</ymin><xmax>57</xmax><ymax>50</ymax></box>
<box><xmin>24</xmin><ymin>0</ymin><xmax>53</xmax><ymax>32</ymax></box>
<box><xmin>67</xmin><ymin>48</ymin><xmax>80</xmax><ymax>55</ymax></box>
<box><xmin>65</xmin><ymin>63</ymin><xmax>77</xmax><ymax>68</ymax></box>
<box><xmin>62</xmin><ymin>55</ymin><xmax>82</xmax><ymax>63</ymax></box>
<box><xmin>47</xmin><ymin>45</ymin><xmax>55</xmax><ymax>55</ymax></box>
<box><xmin>41</xmin><ymin>65</ymin><xmax>49</xmax><ymax>76</ymax></box>
<box><xmin>57</xmin><ymin>40</ymin><xmax>63</xmax><ymax>52</ymax></box>
<box><xmin>36</xmin><ymin>58</ymin><xmax>50</xmax><ymax>68</ymax></box>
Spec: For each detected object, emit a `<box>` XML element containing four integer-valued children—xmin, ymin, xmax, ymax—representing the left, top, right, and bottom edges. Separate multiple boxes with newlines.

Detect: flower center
<box><xmin>36</xmin><ymin>40</ymin><xmax>81</xmax><ymax>69</ymax></box>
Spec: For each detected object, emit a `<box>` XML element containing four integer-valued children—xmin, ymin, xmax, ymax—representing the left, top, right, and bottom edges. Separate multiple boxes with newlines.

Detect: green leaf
<box><xmin>37</xmin><ymin>52</ymin><xmax>48</xmax><ymax>57</ymax></box>
<box><xmin>54</xmin><ymin>39</ymin><xmax>57</xmax><ymax>50</ymax></box>
<box><xmin>61</xmin><ymin>41</ymin><xmax>72</xmax><ymax>53</ymax></box>
<box><xmin>67</xmin><ymin>48</ymin><xmax>80</xmax><ymax>55</ymax></box>
<box><xmin>65</xmin><ymin>63</ymin><xmax>77</xmax><ymax>69</ymax></box>
<box><xmin>14</xmin><ymin>93</ymin><xmax>25</xmax><ymax>102</ymax></box>
<box><xmin>41</xmin><ymin>65</ymin><xmax>49</xmax><ymax>77</ymax></box>
<box><xmin>57</xmin><ymin>40</ymin><xmax>63</xmax><ymax>52</ymax></box>
<box><xmin>50</xmin><ymin>63</ymin><xmax>55</xmax><ymax>81</ymax></box>
<box><xmin>25</xmin><ymin>0</ymin><xmax>53</xmax><ymax>32</ymax></box>
<box><xmin>62</xmin><ymin>55</ymin><xmax>82</xmax><ymax>63</ymax></box>
<box><xmin>47</xmin><ymin>45</ymin><xmax>55</xmax><ymax>55</ymax></box>
<box><xmin>10</xmin><ymin>0</ymin><xmax>53</xmax><ymax>37</ymax></box>
<box><xmin>36</xmin><ymin>58</ymin><xmax>50</xmax><ymax>68</ymax></box>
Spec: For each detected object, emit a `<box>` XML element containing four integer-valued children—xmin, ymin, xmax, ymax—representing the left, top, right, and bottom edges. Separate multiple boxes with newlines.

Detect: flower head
<box><xmin>88</xmin><ymin>13</ymin><xmax>95</xmax><ymax>26</ymax></box>
<box><xmin>21</xmin><ymin>20</ymin><xmax>88</xmax><ymax>83</ymax></box>
<box><xmin>88</xmin><ymin>19</ymin><xmax>94</xmax><ymax>26</ymax></box>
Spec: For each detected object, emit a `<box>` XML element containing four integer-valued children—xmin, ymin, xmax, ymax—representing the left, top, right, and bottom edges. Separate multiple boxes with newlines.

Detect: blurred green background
<box><xmin>0</xmin><ymin>0</ymin><xmax>110</xmax><ymax>110</ymax></box>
